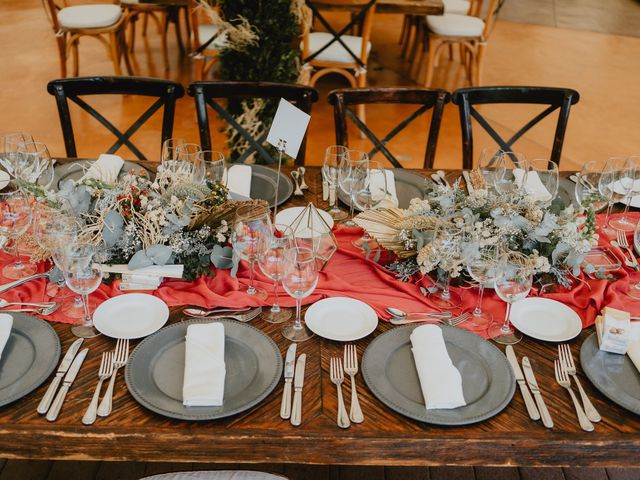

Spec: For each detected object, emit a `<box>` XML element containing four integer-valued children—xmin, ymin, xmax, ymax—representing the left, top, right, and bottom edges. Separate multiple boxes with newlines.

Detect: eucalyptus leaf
<box><xmin>128</xmin><ymin>249</ymin><xmax>154</xmax><ymax>270</ymax></box>
<box><xmin>146</xmin><ymin>244</ymin><xmax>172</xmax><ymax>266</ymax></box>
<box><xmin>211</xmin><ymin>245</ymin><xmax>234</xmax><ymax>269</ymax></box>
<box><xmin>102</xmin><ymin>210</ymin><xmax>124</xmax><ymax>248</ymax></box>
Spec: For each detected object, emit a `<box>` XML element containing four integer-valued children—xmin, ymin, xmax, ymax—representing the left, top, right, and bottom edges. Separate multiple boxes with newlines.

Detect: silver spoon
<box><xmin>385</xmin><ymin>307</ymin><xmax>452</xmax><ymax>319</ymax></box>
<box><xmin>183</xmin><ymin>306</ymin><xmax>251</xmax><ymax>317</ymax></box>
<box><xmin>1</xmin><ymin>303</ymin><xmax>60</xmax><ymax>315</ymax></box>
<box><xmin>0</xmin><ymin>298</ymin><xmax>57</xmax><ymax>309</ymax></box>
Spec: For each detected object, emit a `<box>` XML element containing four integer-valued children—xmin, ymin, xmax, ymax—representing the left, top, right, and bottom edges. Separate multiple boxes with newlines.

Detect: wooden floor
<box><xmin>0</xmin><ymin>460</ymin><xmax>638</xmax><ymax>480</ymax></box>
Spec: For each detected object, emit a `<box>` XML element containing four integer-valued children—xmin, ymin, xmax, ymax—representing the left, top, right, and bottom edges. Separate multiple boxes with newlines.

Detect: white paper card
<box><xmin>266</xmin><ymin>98</ymin><xmax>311</xmax><ymax>159</ymax></box>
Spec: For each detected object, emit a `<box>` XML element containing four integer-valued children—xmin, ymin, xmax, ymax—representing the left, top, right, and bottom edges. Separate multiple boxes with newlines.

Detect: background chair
<box><xmin>328</xmin><ymin>87</ymin><xmax>450</xmax><ymax>169</ymax></box>
<box><xmin>187</xmin><ymin>0</ymin><xmax>227</xmax><ymax>80</ymax></box>
<box><xmin>47</xmin><ymin>76</ymin><xmax>185</xmax><ymax>159</ymax></box>
<box><xmin>188</xmin><ymin>81</ymin><xmax>319</xmax><ymax>165</ymax></box>
<box><xmin>452</xmin><ymin>86</ymin><xmax>580</xmax><ymax>169</ymax></box>
<box><xmin>140</xmin><ymin>471</ymin><xmax>290</xmax><ymax>480</ymax></box>
<box><xmin>42</xmin><ymin>0</ymin><xmax>133</xmax><ymax>77</ymax></box>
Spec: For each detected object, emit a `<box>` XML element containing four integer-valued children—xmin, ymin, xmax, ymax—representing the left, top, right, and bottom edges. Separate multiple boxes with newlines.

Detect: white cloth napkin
<box><xmin>96</xmin><ymin>264</ymin><xmax>184</xmax><ymax>279</ymax></box>
<box><xmin>82</xmin><ymin>154</ymin><xmax>124</xmax><ymax>184</ymax></box>
<box><xmin>182</xmin><ymin>322</ymin><xmax>226</xmax><ymax>407</ymax></box>
<box><xmin>513</xmin><ymin>168</ymin><xmax>552</xmax><ymax>202</ymax></box>
<box><xmin>410</xmin><ymin>324</ymin><xmax>466</xmax><ymax>410</ymax></box>
<box><xmin>627</xmin><ymin>323</ymin><xmax>640</xmax><ymax>373</ymax></box>
<box><xmin>225</xmin><ymin>165</ymin><xmax>252</xmax><ymax>198</ymax></box>
<box><xmin>0</xmin><ymin>314</ymin><xmax>13</xmax><ymax>361</ymax></box>
<box><xmin>370</xmin><ymin>169</ymin><xmax>398</xmax><ymax>208</ymax></box>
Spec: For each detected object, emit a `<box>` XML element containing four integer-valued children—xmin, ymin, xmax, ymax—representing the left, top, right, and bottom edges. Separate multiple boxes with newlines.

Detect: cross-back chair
<box><xmin>452</xmin><ymin>86</ymin><xmax>580</xmax><ymax>169</ymax></box>
<box><xmin>188</xmin><ymin>81</ymin><xmax>319</xmax><ymax>165</ymax></box>
<box><xmin>47</xmin><ymin>76</ymin><xmax>185</xmax><ymax>160</ymax></box>
<box><xmin>42</xmin><ymin>0</ymin><xmax>133</xmax><ymax>77</ymax></box>
<box><xmin>328</xmin><ymin>88</ymin><xmax>450</xmax><ymax>169</ymax></box>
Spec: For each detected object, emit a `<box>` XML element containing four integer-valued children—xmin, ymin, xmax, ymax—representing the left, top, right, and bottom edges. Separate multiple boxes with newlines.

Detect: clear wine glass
<box><xmin>610</xmin><ymin>156</ymin><xmax>640</xmax><ymax>232</ymax></box>
<box><xmin>197</xmin><ymin>151</ymin><xmax>226</xmax><ymax>187</ymax></box>
<box><xmin>258</xmin><ymin>224</ymin><xmax>294</xmax><ymax>323</ymax></box>
<box><xmin>0</xmin><ymin>188</ymin><xmax>37</xmax><ymax>279</ymax></box>
<box><xmin>281</xmin><ymin>246</ymin><xmax>318</xmax><ymax>342</ymax></box>
<box><xmin>56</xmin><ymin>242</ymin><xmax>99</xmax><ymax>319</ymax></box>
<box><xmin>477</xmin><ymin>147</ymin><xmax>506</xmax><ymax>190</ymax></box>
<box><xmin>160</xmin><ymin>139</ymin><xmax>202</xmax><ymax>183</ymax></box>
<box><xmin>493</xmin><ymin>151</ymin><xmax>529</xmax><ymax>196</ymax></box>
<box><xmin>63</xmin><ymin>264</ymin><xmax>102</xmax><ymax>338</ymax></box>
<box><xmin>599</xmin><ymin>157</ymin><xmax>627</xmax><ymax>235</ymax></box>
<box><xmin>427</xmin><ymin>221</ymin><xmax>462</xmax><ymax>309</ymax></box>
<box><xmin>232</xmin><ymin>204</ymin><xmax>272</xmax><ymax>300</ymax></box>
<box><xmin>527</xmin><ymin>159</ymin><xmax>559</xmax><ymax>204</ymax></box>
<box><xmin>17</xmin><ymin>141</ymin><xmax>55</xmax><ymax>188</ymax></box>
<box><xmin>322</xmin><ymin>145</ymin><xmax>348</xmax><ymax>221</ymax></box>
<box><xmin>466</xmin><ymin>243</ymin><xmax>503</xmax><ymax>328</ymax></box>
<box><xmin>338</xmin><ymin>150</ymin><xmax>368</xmax><ymax>226</ymax></box>
<box><xmin>351</xmin><ymin>160</ymin><xmax>388</xmax><ymax>250</ymax></box>
<box><xmin>574</xmin><ymin>161</ymin><xmax>607</xmax><ymax>213</ymax></box>
<box><xmin>489</xmin><ymin>251</ymin><xmax>533</xmax><ymax>345</ymax></box>
<box><xmin>1</xmin><ymin>132</ymin><xmax>34</xmax><ymax>178</ymax></box>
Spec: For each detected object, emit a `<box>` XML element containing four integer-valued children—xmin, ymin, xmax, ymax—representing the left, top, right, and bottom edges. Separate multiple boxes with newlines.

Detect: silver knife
<box><xmin>37</xmin><ymin>338</ymin><xmax>84</xmax><ymax>414</ymax></box>
<box><xmin>279</xmin><ymin>344</ymin><xmax>297</xmax><ymax>419</ymax></box>
<box><xmin>290</xmin><ymin>353</ymin><xmax>306</xmax><ymax>427</ymax></box>
<box><xmin>505</xmin><ymin>346</ymin><xmax>540</xmax><ymax>421</ymax></box>
<box><xmin>46</xmin><ymin>348</ymin><xmax>88</xmax><ymax>422</ymax></box>
<box><xmin>522</xmin><ymin>356</ymin><xmax>554</xmax><ymax>429</ymax></box>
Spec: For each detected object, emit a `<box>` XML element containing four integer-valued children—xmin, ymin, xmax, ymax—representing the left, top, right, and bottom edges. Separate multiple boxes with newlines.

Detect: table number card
<box><xmin>266</xmin><ymin>98</ymin><xmax>311</xmax><ymax>159</ymax></box>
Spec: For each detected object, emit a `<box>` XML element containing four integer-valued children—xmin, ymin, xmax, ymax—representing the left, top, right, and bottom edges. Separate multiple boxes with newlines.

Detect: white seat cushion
<box><xmin>303</xmin><ymin>31</ymin><xmax>371</xmax><ymax>64</ymax></box>
<box><xmin>443</xmin><ymin>0</ymin><xmax>470</xmax><ymax>15</ymax></box>
<box><xmin>198</xmin><ymin>24</ymin><xmax>228</xmax><ymax>49</ymax></box>
<box><xmin>58</xmin><ymin>4</ymin><xmax>122</xmax><ymax>29</ymax></box>
<box><xmin>426</xmin><ymin>13</ymin><xmax>485</xmax><ymax>37</ymax></box>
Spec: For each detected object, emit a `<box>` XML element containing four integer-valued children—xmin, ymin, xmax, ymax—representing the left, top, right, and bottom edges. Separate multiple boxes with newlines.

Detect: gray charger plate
<box><xmin>54</xmin><ymin>160</ymin><xmax>153</xmax><ymax>190</ymax></box>
<box><xmin>580</xmin><ymin>332</ymin><xmax>640</xmax><ymax>415</ymax></box>
<box><xmin>362</xmin><ymin>325</ymin><xmax>515</xmax><ymax>425</ymax></box>
<box><xmin>0</xmin><ymin>313</ymin><xmax>61</xmax><ymax>408</ymax></box>
<box><xmin>338</xmin><ymin>169</ymin><xmax>428</xmax><ymax>210</ymax></box>
<box><xmin>125</xmin><ymin>318</ymin><xmax>282</xmax><ymax>421</ymax></box>
<box><xmin>248</xmin><ymin>165</ymin><xmax>294</xmax><ymax>207</ymax></box>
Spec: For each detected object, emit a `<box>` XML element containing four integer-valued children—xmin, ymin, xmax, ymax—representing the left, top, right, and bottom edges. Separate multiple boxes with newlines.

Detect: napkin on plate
<box><xmin>370</xmin><ymin>169</ymin><xmax>398</xmax><ymax>208</ymax></box>
<box><xmin>182</xmin><ymin>322</ymin><xmax>226</xmax><ymax>407</ymax></box>
<box><xmin>81</xmin><ymin>154</ymin><xmax>124</xmax><ymax>184</ymax></box>
<box><xmin>0</xmin><ymin>314</ymin><xmax>13</xmax><ymax>361</ymax></box>
<box><xmin>225</xmin><ymin>164</ymin><xmax>252</xmax><ymax>198</ymax></box>
<box><xmin>627</xmin><ymin>323</ymin><xmax>640</xmax><ymax>373</ymax></box>
<box><xmin>513</xmin><ymin>168</ymin><xmax>552</xmax><ymax>202</ymax></box>
<box><xmin>410</xmin><ymin>324</ymin><xmax>466</xmax><ymax>410</ymax></box>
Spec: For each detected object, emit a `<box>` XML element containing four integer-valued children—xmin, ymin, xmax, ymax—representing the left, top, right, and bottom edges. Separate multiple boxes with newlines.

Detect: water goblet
<box><xmin>63</xmin><ymin>265</ymin><xmax>102</xmax><ymax>338</ymax></box>
<box><xmin>281</xmin><ymin>246</ymin><xmax>318</xmax><ymax>342</ymax></box>
<box><xmin>17</xmin><ymin>141</ymin><xmax>55</xmax><ymax>188</ymax></box>
<box><xmin>0</xmin><ymin>188</ymin><xmax>37</xmax><ymax>279</ymax></box>
<box><xmin>338</xmin><ymin>150</ymin><xmax>368</xmax><ymax>226</ymax></box>
<box><xmin>427</xmin><ymin>220</ymin><xmax>463</xmax><ymax>309</ymax></box>
<box><xmin>197</xmin><ymin>151</ymin><xmax>226</xmax><ymax>187</ymax></box>
<box><xmin>610</xmin><ymin>156</ymin><xmax>640</xmax><ymax>232</ymax></box>
<box><xmin>56</xmin><ymin>242</ymin><xmax>99</xmax><ymax>319</ymax></box>
<box><xmin>477</xmin><ymin>147</ymin><xmax>506</xmax><ymax>189</ymax></box>
<box><xmin>258</xmin><ymin>224</ymin><xmax>294</xmax><ymax>323</ymax></box>
<box><xmin>322</xmin><ymin>145</ymin><xmax>348</xmax><ymax>221</ymax></box>
<box><xmin>493</xmin><ymin>151</ymin><xmax>529</xmax><ymax>196</ymax></box>
<box><xmin>232</xmin><ymin>204</ymin><xmax>272</xmax><ymax>300</ymax></box>
<box><xmin>351</xmin><ymin>160</ymin><xmax>388</xmax><ymax>250</ymax></box>
<box><xmin>1</xmin><ymin>132</ymin><xmax>34</xmax><ymax>178</ymax></box>
<box><xmin>489</xmin><ymin>251</ymin><xmax>533</xmax><ymax>345</ymax></box>
<box><xmin>574</xmin><ymin>161</ymin><xmax>607</xmax><ymax>213</ymax></box>
<box><xmin>160</xmin><ymin>139</ymin><xmax>203</xmax><ymax>183</ymax></box>
<box><xmin>466</xmin><ymin>243</ymin><xmax>502</xmax><ymax>328</ymax></box>
<box><xmin>527</xmin><ymin>159</ymin><xmax>559</xmax><ymax>204</ymax></box>
<box><xmin>599</xmin><ymin>157</ymin><xmax>628</xmax><ymax>235</ymax></box>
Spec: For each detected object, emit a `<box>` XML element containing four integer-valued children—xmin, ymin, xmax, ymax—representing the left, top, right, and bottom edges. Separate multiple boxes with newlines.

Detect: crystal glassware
<box><xmin>527</xmin><ymin>158</ymin><xmax>559</xmax><ymax>204</ymax></box>
<box><xmin>486</xmin><ymin>150</ymin><xmax>528</xmax><ymax>196</ymax></box>
<box><xmin>574</xmin><ymin>160</ymin><xmax>607</xmax><ymax>213</ymax></box>
<box><xmin>1</xmin><ymin>132</ymin><xmax>34</xmax><ymax>178</ymax></box>
<box><xmin>477</xmin><ymin>147</ymin><xmax>506</xmax><ymax>189</ymax></box>
<box><xmin>610</xmin><ymin>156</ymin><xmax>640</xmax><ymax>232</ymax></box>
<box><xmin>466</xmin><ymin>243</ymin><xmax>502</xmax><ymax>328</ymax></box>
<box><xmin>63</xmin><ymin>264</ymin><xmax>102</xmax><ymax>339</ymax></box>
<box><xmin>232</xmin><ymin>204</ymin><xmax>272</xmax><ymax>300</ymax></box>
<box><xmin>17</xmin><ymin>141</ymin><xmax>55</xmax><ymax>188</ymax></box>
<box><xmin>599</xmin><ymin>157</ymin><xmax>628</xmax><ymax>235</ymax></box>
<box><xmin>160</xmin><ymin>138</ymin><xmax>203</xmax><ymax>183</ymax></box>
<box><xmin>338</xmin><ymin>150</ymin><xmax>368</xmax><ymax>226</ymax></box>
<box><xmin>489</xmin><ymin>251</ymin><xmax>533</xmax><ymax>345</ymax></box>
<box><xmin>281</xmin><ymin>246</ymin><xmax>318</xmax><ymax>342</ymax></box>
<box><xmin>427</xmin><ymin>221</ymin><xmax>462</xmax><ymax>309</ymax></box>
<box><xmin>0</xmin><ymin>188</ymin><xmax>37</xmax><ymax>279</ymax></box>
<box><xmin>56</xmin><ymin>242</ymin><xmax>99</xmax><ymax>319</ymax></box>
<box><xmin>351</xmin><ymin>159</ymin><xmax>388</xmax><ymax>250</ymax></box>
<box><xmin>258</xmin><ymin>224</ymin><xmax>294</xmax><ymax>323</ymax></box>
<box><xmin>322</xmin><ymin>145</ymin><xmax>348</xmax><ymax>221</ymax></box>
<box><xmin>197</xmin><ymin>150</ymin><xmax>226</xmax><ymax>187</ymax></box>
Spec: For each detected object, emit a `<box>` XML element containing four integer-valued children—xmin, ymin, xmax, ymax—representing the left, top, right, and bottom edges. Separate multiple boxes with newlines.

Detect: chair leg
<box><xmin>109</xmin><ymin>31</ymin><xmax>122</xmax><ymax>75</ymax></box>
<box><xmin>56</xmin><ymin>35</ymin><xmax>68</xmax><ymax>77</ymax></box>
<box><xmin>194</xmin><ymin>56</ymin><xmax>204</xmax><ymax>80</ymax></box>
<box><xmin>71</xmin><ymin>39</ymin><xmax>79</xmax><ymax>77</ymax></box>
<box><xmin>182</xmin><ymin>6</ymin><xmax>192</xmax><ymax>52</ymax></box>
<box><xmin>474</xmin><ymin>43</ymin><xmax>485</xmax><ymax>85</ymax></box>
<box><xmin>423</xmin><ymin>36</ymin><xmax>441</xmax><ymax>87</ymax></box>
<box><xmin>128</xmin><ymin>13</ymin><xmax>137</xmax><ymax>53</ymax></box>
<box><xmin>409</xmin><ymin>31</ymin><xmax>424</xmax><ymax>80</ymax></box>
<box><xmin>161</xmin><ymin>11</ymin><xmax>170</xmax><ymax>70</ymax></box>
<box><xmin>356</xmin><ymin>72</ymin><xmax>367</xmax><ymax>135</ymax></box>
<box><xmin>142</xmin><ymin>11</ymin><xmax>149</xmax><ymax>36</ymax></box>
<box><xmin>120</xmin><ymin>28</ymin><xmax>135</xmax><ymax>75</ymax></box>
<box><xmin>399</xmin><ymin>14</ymin><xmax>410</xmax><ymax>45</ymax></box>
<box><xmin>448</xmin><ymin>44</ymin><xmax>454</xmax><ymax>60</ymax></box>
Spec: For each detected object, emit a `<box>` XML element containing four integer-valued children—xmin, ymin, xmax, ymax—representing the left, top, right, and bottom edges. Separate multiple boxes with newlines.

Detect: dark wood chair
<box><xmin>327</xmin><ymin>87</ymin><xmax>450</xmax><ymax>169</ymax></box>
<box><xmin>47</xmin><ymin>76</ymin><xmax>185</xmax><ymax>160</ymax></box>
<box><xmin>452</xmin><ymin>86</ymin><xmax>580</xmax><ymax>169</ymax></box>
<box><xmin>187</xmin><ymin>81</ymin><xmax>319</xmax><ymax>165</ymax></box>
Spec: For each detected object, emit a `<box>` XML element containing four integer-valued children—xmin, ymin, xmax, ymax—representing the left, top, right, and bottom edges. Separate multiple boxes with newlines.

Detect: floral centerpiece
<box><xmin>354</xmin><ymin>175</ymin><xmax>598</xmax><ymax>289</ymax></box>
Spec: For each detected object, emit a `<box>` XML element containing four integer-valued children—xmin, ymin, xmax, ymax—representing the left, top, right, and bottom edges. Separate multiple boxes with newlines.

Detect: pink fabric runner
<box><xmin>2</xmin><ymin>212</ymin><xmax>639</xmax><ymax>338</ymax></box>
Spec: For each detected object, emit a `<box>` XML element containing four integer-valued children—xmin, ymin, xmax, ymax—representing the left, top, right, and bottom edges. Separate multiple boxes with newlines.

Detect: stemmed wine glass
<box><xmin>428</xmin><ymin>221</ymin><xmax>462</xmax><ymax>309</ymax></box>
<box><xmin>574</xmin><ymin>161</ymin><xmax>607</xmax><ymax>213</ymax></box>
<box><xmin>477</xmin><ymin>148</ymin><xmax>506</xmax><ymax>189</ymax></box>
<box><xmin>527</xmin><ymin>159</ymin><xmax>559</xmax><ymax>204</ymax></box>
<box><xmin>232</xmin><ymin>204</ymin><xmax>272</xmax><ymax>300</ymax></box>
<box><xmin>55</xmin><ymin>240</ymin><xmax>100</xmax><ymax>320</ymax></box>
<box><xmin>489</xmin><ymin>251</ymin><xmax>533</xmax><ymax>345</ymax></box>
<box><xmin>338</xmin><ymin>150</ymin><xmax>368</xmax><ymax>226</ymax></box>
<box><xmin>495</xmin><ymin>151</ymin><xmax>529</xmax><ymax>196</ymax></box>
<box><xmin>466</xmin><ymin>243</ymin><xmax>503</xmax><ymax>328</ymax></box>
<box><xmin>322</xmin><ymin>145</ymin><xmax>348</xmax><ymax>221</ymax></box>
<box><xmin>351</xmin><ymin>160</ymin><xmax>388</xmax><ymax>249</ymax></box>
<box><xmin>599</xmin><ymin>157</ymin><xmax>627</xmax><ymax>235</ymax></box>
<box><xmin>196</xmin><ymin>151</ymin><xmax>226</xmax><ymax>186</ymax></box>
<box><xmin>610</xmin><ymin>156</ymin><xmax>640</xmax><ymax>232</ymax></box>
<box><xmin>160</xmin><ymin>138</ymin><xmax>203</xmax><ymax>183</ymax></box>
<box><xmin>1</xmin><ymin>132</ymin><xmax>34</xmax><ymax>178</ymax></box>
<box><xmin>258</xmin><ymin>224</ymin><xmax>294</xmax><ymax>323</ymax></box>
<box><xmin>281</xmin><ymin>246</ymin><xmax>318</xmax><ymax>342</ymax></box>
<box><xmin>17</xmin><ymin>141</ymin><xmax>55</xmax><ymax>188</ymax></box>
<box><xmin>0</xmin><ymin>188</ymin><xmax>37</xmax><ymax>279</ymax></box>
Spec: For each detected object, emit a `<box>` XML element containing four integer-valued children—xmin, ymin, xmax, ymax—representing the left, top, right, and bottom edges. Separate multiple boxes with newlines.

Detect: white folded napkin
<box><xmin>225</xmin><ymin>164</ymin><xmax>252</xmax><ymax>198</ymax></box>
<box><xmin>96</xmin><ymin>264</ymin><xmax>184</xmax><ymax>279</ymax></box>
<box><xmin>370</xmin><ymin>169</ymin><xmax>398</xmax><ymax>208</ymax></box>
<box><xmin>627</xmin><ymin>323</ymin><xmax>640</xmax><ymax>373</ymax></box>
<box><xmin>182</xmin><ymin>322</ymin><xmax>226</xmax><ymax>407</ymax></box>
<box><xmin>513</xmin><ymin>168</ymin><xmax>552</xmax><ymax>202</ymax></box>
<box><xmin>0</xmin><ymin>314</ymin><xmax>13</xmax><ymax>361</ymax></box>
<box><xmin>82</xmin><ymin>154</ymin><xmax>124</xmax><ymax>184</ymax></box>
<box><xmin>410</xmin><ymin>324</ymin><xmax>466</xmax><ymax>410</ymax></box>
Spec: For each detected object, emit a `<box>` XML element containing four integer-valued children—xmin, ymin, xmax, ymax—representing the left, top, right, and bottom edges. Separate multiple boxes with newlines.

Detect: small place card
<box><xmin>266</xmin><ymin>98</ymin><xmax>311</xmax><ymax>159</ymax></box>
<box><xmin>597</xmin><ymin>307</ymin><xmax>631</xmax><ymax>355</ymax></box>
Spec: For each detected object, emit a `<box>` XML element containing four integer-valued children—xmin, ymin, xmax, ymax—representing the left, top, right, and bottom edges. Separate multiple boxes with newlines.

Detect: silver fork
<box><xmin>329</xmin><ymin>357</ymin><xmax>350</xmax><ymax>429</ymax></box>
<box><xmin>196</xmin><ymin>307</ymin><xmax>262</xmax><ymax>322</ymax></box>
<box><xmin>97</xmin><ymin>339</ymin><xmax>129</xmax><ymax>417</ymax></box>
<box><xmin>343</xmin><ymin>345</ymin><xmax>363</xmax><ymax>424</ymax></box>
<box><xmin>390</xmin><ymin>311</ymin><xmax>471</xmax><ymax>326</ymax></box>
<box><xmin>558</xmin><ymin>344</ymin><xmax>601</xmax><ymax>423</ymax></box>
<box><xmin>82</xmin><ymin>352</ymin><xmax>113</xmax><ymax>425</ymax></box>
<box><xmin>554</xmin><ymin>360</ymin><xmax>594</xmax><ymax>432</ymax></box>
<box><xmin>616</xmin><ymin>231</ymin><xmax>639</xmax><ymax>269</ymax></box>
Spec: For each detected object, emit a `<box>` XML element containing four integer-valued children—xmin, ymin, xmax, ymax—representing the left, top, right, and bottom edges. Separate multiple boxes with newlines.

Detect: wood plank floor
<box><xmin>0</xmin><ymin>461</ymin><xmax>638</xmax><ymax>480</ymax></box>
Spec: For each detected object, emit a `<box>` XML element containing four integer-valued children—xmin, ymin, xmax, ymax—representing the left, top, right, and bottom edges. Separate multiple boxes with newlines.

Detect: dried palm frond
<box><xmin>189</xmin><ymin>199</ymin><xmax>269</xmax><ymax>230</ymax></box>
<box><xmin>354</xmin><ymin>208</ymin><xmax>416</xmax><ymax>258</ymax></box>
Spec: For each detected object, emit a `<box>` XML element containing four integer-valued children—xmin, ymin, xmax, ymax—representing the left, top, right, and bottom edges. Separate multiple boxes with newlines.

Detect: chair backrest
<box><xmin>302</xmin><ymin>0</ymin><xmax>378</xmax><ymax>67</ymax></box>
<box><xmin>452</xmin><ymin>86</ymin><xmax>580</xmax><ymax>169</ymax></box>
<box><xmin>42</xmin><ymin>0</ymin><xmax>61</xmax><ymax>32</ymax></box>
<box><xmin>328</xmin><ymin>87</ymin><xmax>450</xmax><ymax>169</ymax></box>
<box><xmin>47</xmin><ymin>76</ymin><xmax>185</xmax><ymax>160</ymax></box>
<box><xmin>465</xmin><ymin>0</ymin><xmax>503</xmax><ymax>40</ymax></box>
<box><xmin>140</xmin><ymin>471</ymin><xmax>290</xmax><ymax>480</ymax></box>
<box><xmin>187</xmin><ymin>81</ymin><xmax>319</xmax><ymax>165</ymax></box>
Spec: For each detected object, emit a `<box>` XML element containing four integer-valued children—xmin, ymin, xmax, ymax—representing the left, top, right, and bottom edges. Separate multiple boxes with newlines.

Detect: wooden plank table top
<box><xmin>1</xmin><ymin>166</ymin><xmax>638</xmax><ymax>468</ymax></box>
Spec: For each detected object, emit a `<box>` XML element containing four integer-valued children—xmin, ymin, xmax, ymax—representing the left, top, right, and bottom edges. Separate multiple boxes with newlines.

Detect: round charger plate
<box><xmin>53</xmin><ymin>160</ymin><xmax>153</xmax><ymax>190</ymax></box>
<box><xmin>93</xmin><ymin>293</ymin><xmax>169</xmax><ymax>339</ymax></box>
<box><xmin>338</xmin><ymin>169</ymin><xmax>427</xmax><ymax>210</ymax></box>
<box><xmin>305</xmin><ymin>297</ymin><xmax>378</xmax><ymax>341</ymax></box>
<box><xmin>509</xmin><ymin>298</ymin><xmax>582</xmax><ymax>342</ymax></box>
<box><xmin>580</xmin><ymin>332</ymin><xmax>640</xmax><ymax>415</ymax></box>
<box><xmin>0</xmin><ymin>312</ymin><xmax>61</xmax><ymax>408</ymax></box>
<box><xmin>249</xmin><ymin>165</ymin><xmax>294</xmax><ymax>208</ymax></box>
<box><xmin>362</xmin><ymin>325</ymin><xmax>515</xmax><ymax>425</ymax></box>
<box><xmin>275</xmin><ymin>206</ymin><xmax>334</xmax><ymax>231</ymax></box>
<box><xmin>125</xmin><ymin>318</ymin><xmax>282</xmax><ymax>421</ymax></box>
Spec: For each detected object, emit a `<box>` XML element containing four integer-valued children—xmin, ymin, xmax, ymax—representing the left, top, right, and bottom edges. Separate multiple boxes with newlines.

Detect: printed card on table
<box><xmin>266</xmin><ymin>98</ymin><xmax>311</xmax><ymax>159</ymax></box>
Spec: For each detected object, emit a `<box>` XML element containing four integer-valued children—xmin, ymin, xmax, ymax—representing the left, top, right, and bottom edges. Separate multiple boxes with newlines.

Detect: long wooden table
<box><xmin>1</xmin><ymin>166</ymin><xmax>639</xmax><ymax>468</ymax></box>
